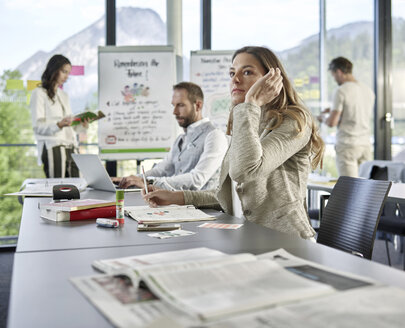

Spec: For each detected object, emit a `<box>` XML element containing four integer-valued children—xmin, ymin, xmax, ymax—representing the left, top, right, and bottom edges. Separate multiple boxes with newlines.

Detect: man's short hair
<box><xmin>328</xmin><ymin>57</ymin><xmax>353</xmax><ymax>74</ymax></box>
<box><xmin>173</xmin><ymin>82</ymin><xmax>204</xmax><ymax>104</ymax></box>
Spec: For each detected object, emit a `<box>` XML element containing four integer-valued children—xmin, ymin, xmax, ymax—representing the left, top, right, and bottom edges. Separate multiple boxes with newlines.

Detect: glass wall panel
<box><xmin>116</xmin><ymin>0</ymin><xmax>167</xmax><ymax>46</ymax></box>
<box><xmin>392</xmin><ymin>0</ymin><xmax>405</xmax><ymax>159</ymax></box>
<box><xmin>115</xmin><ymin>1</ymin><xmax>199</xmax><ymax>177</ymax></box>
<box><xmin>0</xmin><ymin>1</ymin><xmax>105</xmax><ymax>238</ymax></box>
<box><xmin>115</xmin><ymin>1</ymin><xmax>167</xmax><ymax>177</ymax></box>
<box><xmin>212</xmin><ymin>1</ymin><xmax>320</xmax><ymax>116</ymax></box>
<box><xmin>323</xmin><ymin>0</ymin><xmax>374</xmax><ymax>177</ymax></box>
<box><xmin>211</xmin><ymin>0</ymin><xmax>320</xmax><ymax>162</ymax></box>
<box><xmin>183</xmin><ymin>0</ymin><xmax>200</xmax><ymax>80</ymax></box>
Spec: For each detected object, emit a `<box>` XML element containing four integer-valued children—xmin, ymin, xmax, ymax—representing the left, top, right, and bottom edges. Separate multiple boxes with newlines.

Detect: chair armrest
<box><xmin>351</xmin><ymin>251</ymin><xmax>364</xmax><ymax>258</ymax></box>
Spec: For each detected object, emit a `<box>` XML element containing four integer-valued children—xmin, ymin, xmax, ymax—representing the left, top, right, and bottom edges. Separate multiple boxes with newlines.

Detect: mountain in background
<box><xmin>16</xmin><ymin>7</ymin><xmax>166</xmax><ymax>112</ymax></box>
<box><xmin>15</xmin><ymin>7</ymin><xmax>405</xmax><ymax>113</ymax></box>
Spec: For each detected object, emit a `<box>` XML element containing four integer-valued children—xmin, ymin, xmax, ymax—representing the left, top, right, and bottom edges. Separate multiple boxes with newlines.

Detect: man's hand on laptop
<box><xmin>118</xmin><ymin>175</ymin><xmax>145</xmax><ymax>189</ymax></box>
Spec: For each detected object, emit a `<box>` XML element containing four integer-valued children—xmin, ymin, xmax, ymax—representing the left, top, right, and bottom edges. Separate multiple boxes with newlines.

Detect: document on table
<box><xmin>204</xmin><ymin>286</ymin><xmax>405</xmax><ymax>328</ymax></box>
<box><xmin>140</xmin><ymin>256</ymin><xmax>335</xmax><ymax>321</ymax></box>
<box><xmin>71</xmin><ymin>272</ymin><xmax>195</xmax><ymax>328</ymax></box>
<box><xmin>257</xmin><ymin>248</ymin><xmax>375</xmax><ymax>290</ymax></box>
<box><xmin>72</xmin><ymin>248</ymin><xmax>405</xmax><ymax>328</ymax></box>
<box><xmin>92</xmin><ymin>247</ymin><xmax>227</xmax><ymax>274</ymax></box>
<box><xmin>125</xmin><ymin>205</ymin><xmax>216</xmax><ymax>224</ymax></box>
<box><xmin>147</xmin><ymin>229</ymin><xmax>196</xmax><ymax>239</ymax></box>
<box><xmin>4</xmin><ymin>178</ymin><xmax>88</xmax><ymax>197</ymax></box>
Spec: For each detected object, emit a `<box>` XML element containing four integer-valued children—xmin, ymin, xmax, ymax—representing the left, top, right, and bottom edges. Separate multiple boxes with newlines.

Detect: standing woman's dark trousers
<box><xmin>41</xmin><ymin>145</ymin><xmax>79</xmax><ymax>178</ymax></box>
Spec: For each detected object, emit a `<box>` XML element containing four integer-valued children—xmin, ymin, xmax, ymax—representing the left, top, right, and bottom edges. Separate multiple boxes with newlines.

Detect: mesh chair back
<box><xmin>317</xmin><ymin>176</ymin><xmax>391</xmax><ymax>259</ymax></box>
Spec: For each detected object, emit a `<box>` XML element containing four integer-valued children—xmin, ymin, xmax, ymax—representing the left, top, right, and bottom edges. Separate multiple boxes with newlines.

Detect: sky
<box><xmin>0</xmin><ymin>0</ymin><xmax>404</xmax><ymax>75</ymax></box>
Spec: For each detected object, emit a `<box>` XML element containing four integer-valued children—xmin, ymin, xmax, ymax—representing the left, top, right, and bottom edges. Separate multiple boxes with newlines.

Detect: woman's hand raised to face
<box><xmin>245</xmin><ymin>68</ymin><xmax>283</xmax><ymax>107</ymax></box>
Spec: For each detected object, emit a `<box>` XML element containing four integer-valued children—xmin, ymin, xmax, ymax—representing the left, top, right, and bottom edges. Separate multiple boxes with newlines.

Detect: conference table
<box><xmin>307</xmin><ymin>176</ymin><xmax>405</xmax><ymax>205</ymax></box>
<box><xmin>7</xmin><ymin>187</ymin><xmax>405</xmax><ymax>328</ymax></box>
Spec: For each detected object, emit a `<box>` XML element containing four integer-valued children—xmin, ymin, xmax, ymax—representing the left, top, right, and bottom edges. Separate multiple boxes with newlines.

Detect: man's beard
<box><xmin>176</xmin><ymin>113</ymin><xmax>196</xmax><ymax>128</ymax></box>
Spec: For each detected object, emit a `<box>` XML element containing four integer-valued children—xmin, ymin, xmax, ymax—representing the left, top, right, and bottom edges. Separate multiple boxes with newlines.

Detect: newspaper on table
<box><xmin>69</xmin><ymin>247</ymin><xmax>399</xmax><ymax>328</ymax></box>
<box><xmin>124</xmin><ymin>205</ymin><xmax>216</xmax><ymax>224</ymax></box>
<box><xmin>92</xmin><ymin>247</ymin><xmax>226</xmax><ymax>274</ymax></box>
<box><xmin>73</xmin><ymin>248</ymin><xmax>237</xmax><ymax>328</ymax></box>
<box><xmin>201</xmin><ymin>285</ymin><xmax>405</xmax><ymax>328</ymax></box>
<box><xmin>71</xmin><ymin>272</ymin><xmax>195</xmax><ymax>328</ymax></box>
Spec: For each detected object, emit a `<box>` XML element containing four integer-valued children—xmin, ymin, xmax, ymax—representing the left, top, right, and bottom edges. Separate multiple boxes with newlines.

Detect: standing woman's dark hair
<box><xmin>41</xmin><ymin>55</ymin><xmax>71</xmax><ymax>101</ymax></box>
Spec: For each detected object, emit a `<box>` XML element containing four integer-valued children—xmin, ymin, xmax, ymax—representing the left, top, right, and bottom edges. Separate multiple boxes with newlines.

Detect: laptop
<box><xmin>71</xmin><ymin>154</ymin><xmax>141</xmax><ymax>192</ymax></box>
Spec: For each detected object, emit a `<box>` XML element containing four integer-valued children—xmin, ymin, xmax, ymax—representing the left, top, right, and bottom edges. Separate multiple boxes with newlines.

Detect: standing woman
<box><xmin>30</xmin><ymin>54</ymin><xmax>86</xmax><ymax>178</ymax></box>
<box><xmin>144</xmin><ymin>46</ymin><xmax>325</xmax><ymax>239</ymax></box>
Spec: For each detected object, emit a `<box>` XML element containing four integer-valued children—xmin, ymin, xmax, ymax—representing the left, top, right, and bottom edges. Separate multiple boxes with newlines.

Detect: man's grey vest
<box><xmin>171</xmin><ymin>121</ymin><xmax>220</xmax><ymax>190</ymax></box>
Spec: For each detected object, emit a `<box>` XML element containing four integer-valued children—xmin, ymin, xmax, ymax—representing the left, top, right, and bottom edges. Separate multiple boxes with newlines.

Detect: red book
<box><xmin>40</xmin><ymin>205</ymin><xmax>116</xmax><ymax>222</ymax></box>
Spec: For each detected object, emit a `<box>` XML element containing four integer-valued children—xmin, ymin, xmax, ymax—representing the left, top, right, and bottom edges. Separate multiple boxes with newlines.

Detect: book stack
<box><xmin>40</xmin><ymin>199</ymin><xmax>116</xmax><ymax>222</ymax></box>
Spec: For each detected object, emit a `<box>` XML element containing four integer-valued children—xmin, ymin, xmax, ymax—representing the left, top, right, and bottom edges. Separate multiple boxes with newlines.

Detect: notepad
<box><xmin>125</xmin><ymin>205</ymin><xmax>216</xmax><ymax>224</ymax></box>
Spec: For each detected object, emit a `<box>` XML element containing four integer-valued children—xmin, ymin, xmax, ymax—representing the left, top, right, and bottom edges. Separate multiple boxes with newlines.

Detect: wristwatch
<box><xmin>146</xmin><ymin>177</ymin><xmax>155</xmax><ymax>185</ymax></box>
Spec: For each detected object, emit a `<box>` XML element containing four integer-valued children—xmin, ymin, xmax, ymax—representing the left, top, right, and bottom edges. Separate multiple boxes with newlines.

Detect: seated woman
<box><xmin>143</xmin><ymin>46</ymin><xmax>325</xmax><ymax>239</ymax></box>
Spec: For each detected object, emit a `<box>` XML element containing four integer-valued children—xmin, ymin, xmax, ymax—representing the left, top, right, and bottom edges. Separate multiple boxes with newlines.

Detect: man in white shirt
<box><xmin>318</xmin><ymin>57</ymin><xmax>375</xmax><ymax>177</ymax></box>
<box><xmin>115</xmin><ymin>82</ymin><xmax>228</xmax><ymax>190</ymax></box>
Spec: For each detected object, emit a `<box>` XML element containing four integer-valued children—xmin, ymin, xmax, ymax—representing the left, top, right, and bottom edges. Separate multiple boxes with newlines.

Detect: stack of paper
<box><xmin>40</xmin><ymin>199</ymin><xmax>116</xmax><ymax>222</ymax></box>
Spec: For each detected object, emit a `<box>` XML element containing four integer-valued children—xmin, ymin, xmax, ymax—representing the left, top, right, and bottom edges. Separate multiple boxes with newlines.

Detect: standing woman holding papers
<box><xmin>144</xmin><ymin>46</ymin><xmax>325</xmax><ymax>239</ymax></box>
<box><xmin>30</xmin><ymin>55</ymin><xmax>87</xmax><ymax>178</ymax></box>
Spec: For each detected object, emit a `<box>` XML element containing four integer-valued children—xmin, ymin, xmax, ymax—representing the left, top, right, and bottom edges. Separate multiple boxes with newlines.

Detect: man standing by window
<box><xmin>318</xmin><ymin>57</ymin><xmax>375</xmax><ymax>177</ymax></box>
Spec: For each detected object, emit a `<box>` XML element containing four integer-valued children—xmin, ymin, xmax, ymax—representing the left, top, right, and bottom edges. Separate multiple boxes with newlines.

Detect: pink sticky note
<box><xmin>70</xmin><ymin>65</ymin><xmax>84</xmax><ymax>76</ymax></box>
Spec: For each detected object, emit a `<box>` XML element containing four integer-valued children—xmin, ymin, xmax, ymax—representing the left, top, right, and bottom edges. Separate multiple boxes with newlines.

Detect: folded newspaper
<box><xmin>124</xmin><ymin>205</ymin><xmax>216</xmax><ymax>224</ymax></box>
<box><xmin>69</xmin><ymin>248</ymin><xmax>405</xmax><ymax>328</ymax></box>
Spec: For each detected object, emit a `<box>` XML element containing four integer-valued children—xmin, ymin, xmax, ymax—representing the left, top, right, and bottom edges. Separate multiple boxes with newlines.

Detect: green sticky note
<box><xmin>26</xmin><ymin>93</ymin><xmax>31</xmax><ymax>105</ymax></box>
<box><xmin>6</xmin><ymin>79</ymin><xmax>24</xmax><ymax>90</ymax></box>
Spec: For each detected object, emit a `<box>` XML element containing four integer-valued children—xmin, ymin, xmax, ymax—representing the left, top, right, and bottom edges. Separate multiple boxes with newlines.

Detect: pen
<box><xmin>141</xmin><ymin>165</ymin><xmax>149</xmax><ymax>194</ymax></box>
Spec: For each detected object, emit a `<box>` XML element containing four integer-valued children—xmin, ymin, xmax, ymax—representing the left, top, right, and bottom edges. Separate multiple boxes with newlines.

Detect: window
<box><xmin>322</xmin><ymin>0</ymin><xmax>374</xmax><ymax>177</ymax></box>
<box><xmin>0</xmin><ymin>1</ymin><xmax>105</xmax><ymax>240</ymax></box>
<box><xmin>392</xmin><ymin>0</ymin><xmax>405</xmax><ymax>158</ymax></box>
<box><xmin>116</xmin><ymin>0</ymin><xmax>167</xmax><ymax>47</ymax></box>
<box><xmin>183</xmin><ymin>0</ymin><xmax>200</xmax><ymax>80</ymax></box>
<box><xmin>211</xmin><ymin>0</ymin><xmax>320</xmax><ymax>114</ymax></box>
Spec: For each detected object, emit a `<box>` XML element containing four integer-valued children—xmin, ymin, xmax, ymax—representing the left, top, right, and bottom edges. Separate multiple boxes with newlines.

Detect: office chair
<box><xmin>359</xmin><ymin>160</ymin><xmax>405</xmax><ymax>269</ymax></box>
<box><xmin>317</xmin><ymin>176</ymin><xmax>391</xmax><ymax>260</ymax></box>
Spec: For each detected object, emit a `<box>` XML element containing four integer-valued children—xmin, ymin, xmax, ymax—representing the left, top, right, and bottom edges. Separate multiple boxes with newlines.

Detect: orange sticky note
<box><xmin>6</xmin><ymin>79</ymin><xmax>24</xmax><ymax>90</ymax></box>
<box><xmin>27</xmin><ymin>80</ymin><xmax>41</xmax><ymax>91</ymax></box>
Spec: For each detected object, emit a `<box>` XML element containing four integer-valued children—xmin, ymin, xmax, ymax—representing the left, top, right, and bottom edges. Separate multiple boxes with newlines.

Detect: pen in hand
<box><xmin>141</xmin><ymin>165</ymin><xmax>149</xmax><ymax>194</ymax></box>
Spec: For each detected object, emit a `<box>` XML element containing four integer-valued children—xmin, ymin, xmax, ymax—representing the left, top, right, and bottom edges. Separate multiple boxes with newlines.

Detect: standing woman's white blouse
<box><xmin>30</xmin><ymin>87</ymin><xmax>78</xmax><ymax>165</ymax></box>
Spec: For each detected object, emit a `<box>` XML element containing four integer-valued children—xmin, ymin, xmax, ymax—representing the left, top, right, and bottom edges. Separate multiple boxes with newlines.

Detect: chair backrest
<box><xmin>317</xmin><ymin>176</ymin><xmax>392</xmax><ymax>259</ymax></box>
<box><xmin>358</xmin><ymin>160</ymin><xmax>405</xmax><ymax>182</ymax></box>
<box><xmin>359</xmin><ymin>160</ymin><xmax>405</xmax><ymax>216</ymax></box>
